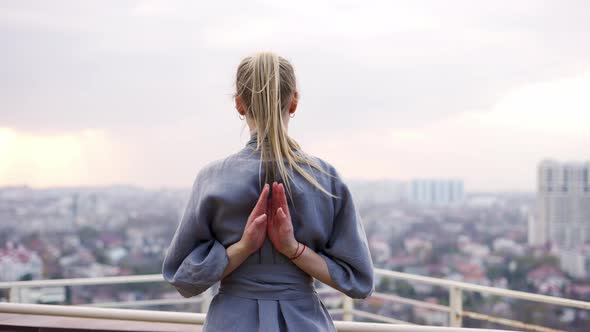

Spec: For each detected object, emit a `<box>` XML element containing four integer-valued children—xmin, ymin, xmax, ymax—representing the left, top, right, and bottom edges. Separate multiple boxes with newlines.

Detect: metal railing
<box><xmin>1</xmin><ymin>269</ymin><xmax>589</xmax><ymax>332</ymax></box>
<box><xmin>371</xmin><ymin>269</ymin><xmax>589</xmax><ymax>332</ymax></box>
<box><xmin>0</xmin><ymin>302</ymin><xmax>516</xmax><ymax>332</ymax></box>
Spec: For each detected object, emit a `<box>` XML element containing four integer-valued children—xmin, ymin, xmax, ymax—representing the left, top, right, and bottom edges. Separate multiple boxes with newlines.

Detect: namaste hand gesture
<box><xmin>237</xmin><ymin>182</ymin><xmax>299</xmax><ymax>258</ymax></box>
<box><xmin>267</xmin><ymin>182</ymin><xmax>299</xmax><ymax>258</ymax></box>
<box><xmin>229</xmin><ymin>182</ymin><xmax>332</xmax><ymax>287</ymax></box>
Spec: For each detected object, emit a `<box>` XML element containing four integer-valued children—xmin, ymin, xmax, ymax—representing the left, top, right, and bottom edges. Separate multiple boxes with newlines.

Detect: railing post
<box><xmin>342</xmin><ymin>295</ymin><xmax>354</xmax><ymax>321</ymax></box>
<box><xmin>8</xmin><ymin>287</ymin><xmax>21</xmax><ymax>303</ymax></box>
<box><xmin>449</xmin><ymin>286</ymin><xmax>463</xmax><ymax>327</ymax></box>
<box><xmin>200</xmin><ymin>288</ymin><xmax>212</xmax><ymax>313</ymax></box>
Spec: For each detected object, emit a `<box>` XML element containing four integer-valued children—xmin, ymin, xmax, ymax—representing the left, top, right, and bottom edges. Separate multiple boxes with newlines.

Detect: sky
<box><xmin>1</xmin><ymin>0</ymin><xmax>589</xmax><ymax>191</ymax></box>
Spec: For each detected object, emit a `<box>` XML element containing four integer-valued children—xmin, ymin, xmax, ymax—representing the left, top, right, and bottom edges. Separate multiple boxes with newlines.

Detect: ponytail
<box><xmin>235</xmin><ymin>52</ymin><xmax>335</xmax><ymax>197</ymax></box>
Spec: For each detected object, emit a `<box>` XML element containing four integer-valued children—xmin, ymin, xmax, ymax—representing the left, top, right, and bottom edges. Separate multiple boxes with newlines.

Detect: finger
<box><xmin>276</xmin><ymin>207</ymin><xmax>293</xmax><ymax>233</ymax></box>
<box><xmin>270</xmin><ymin>182</ymin><xmax>279</xmax><ymax>224</ymax></box>
<box><xmin>278</xmin><ymin>183</ymin><xmax>290</xmax><ymax>216</ymax></box>
<box><xmin>278</xmin><ymin>183</ymin><xmax>286</xmax><ymax>206</ymax></box>
<box><xmin>271</xmin><ymin>182</ymin><xmax>279</xmax><ymax>216</ymax></box>
<box><xmin>276</xmin><ymin>207</ymin><xmax>290</xmax><ymax>225</ymax></box>
<box><xmin>271</xmin><ymin>182</ymin><xmax>278</xmax><ymax>208</ymax></box>
<box><xmin>250</xmin><ymin>213</ymin><xmax>267</xmax><ymax>230</ymax></box>
<box><xmin>265</xmin><ymin>200</ymin><xmax>274</xmax><ymax>232</ymax></box>
<box><xmin>250</xmin><ymin>184</ymin><xmax>269</xmax><ymax>218</ymax></box>
<box><xmin>254</xmin><ymin>213</ymin><xmax>267</xmax><ymax>225</ymax></box>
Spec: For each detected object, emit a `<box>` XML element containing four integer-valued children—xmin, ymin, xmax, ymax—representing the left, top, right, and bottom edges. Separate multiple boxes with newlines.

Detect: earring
<box><xmin>289</xmin><ymin>113</ymin><xmax>295</xmax><ymax>118</ymax></box>
<box><xmin>239</xmin><ymin>114</ymin><xmax>245</xmax><ymax>120</ymax></box>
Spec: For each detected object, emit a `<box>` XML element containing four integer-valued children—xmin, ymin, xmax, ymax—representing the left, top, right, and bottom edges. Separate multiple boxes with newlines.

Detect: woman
<box><xmin>162</xmin><ymin>52</ymin><xmax>374</xmax><ymax>331</ymax></box>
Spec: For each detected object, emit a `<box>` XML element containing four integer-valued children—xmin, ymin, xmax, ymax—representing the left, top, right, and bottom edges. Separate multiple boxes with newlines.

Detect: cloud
<box><xmin>2</xmin><ymin>0</ymin><xmax>590</xmax><ymax>132</ymax></box>
<box><xmin>307</xmin><ymin>69</ymin><xmax>590</xmax><ymax>191</ymax></box>
<box><xmin>0</xmin><ymin>1</ymin><xmax>589</xmax><ymax>189</ymax></box>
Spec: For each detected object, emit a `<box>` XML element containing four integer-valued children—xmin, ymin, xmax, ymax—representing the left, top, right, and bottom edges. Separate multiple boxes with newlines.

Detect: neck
<box><xmin>248</xmin><ymin>122</ymin><xmax>290</xmax><ymax>137</ymax></box>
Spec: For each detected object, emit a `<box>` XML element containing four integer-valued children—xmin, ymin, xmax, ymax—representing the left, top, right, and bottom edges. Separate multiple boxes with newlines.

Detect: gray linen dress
<box><xmin>162</xmin><ymin>136</ymin><xmax>374</xmax><ymax>331</ymax></box>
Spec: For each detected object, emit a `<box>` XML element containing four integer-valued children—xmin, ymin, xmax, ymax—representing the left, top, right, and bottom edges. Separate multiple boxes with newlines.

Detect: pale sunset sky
<box><xmin>1</xmin><ymin>1</ymin><xmax>589</xmax><ymax>191</ymax></box>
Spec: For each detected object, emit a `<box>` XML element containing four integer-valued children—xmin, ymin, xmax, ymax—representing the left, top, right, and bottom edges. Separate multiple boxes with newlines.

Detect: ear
<box><xmin>289</xmin><ymin>91</ymin><xmax>298</xmax><ymax>115</ymax></box>
<box><xmin>235</xmin><ymin>96</ymin><xmax>246</xmax><ymax>116</ymax></box>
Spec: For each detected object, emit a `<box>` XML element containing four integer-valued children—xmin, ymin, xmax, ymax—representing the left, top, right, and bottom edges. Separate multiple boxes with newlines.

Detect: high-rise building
<box><xmin>348</xmin><ymin>180</ymin><xmax>407</xmax><ymax>206</ymax></box>
<box><xmin>531</xmin><ymin>160</ymin><xmax>590</xmax><ymax>249</ymax></box>
<box><xmin>408</xmin><ymin>179</ymin><xmax>464</xmax><ymax>206</ymax></box>
<box><xmin>559</xmin><ymin>248</ymin><xmax>590</xmax><ymax>278</ymax></box>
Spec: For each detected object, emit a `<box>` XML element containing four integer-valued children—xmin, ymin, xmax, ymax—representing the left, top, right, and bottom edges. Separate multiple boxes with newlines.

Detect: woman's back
<box><xmin>205</xmin><ymin>136</ymin><xmax>338</xmax><ymax>259</ymax></box>
<box><xmin>162</xmin><ymin>52</ymin><xmax>373</xmax><ymax>331</ymax></box>
<box><xmin>163</xmin><ymin>137</ymin><xmax>373</xmax><ymax>330</ymax></box>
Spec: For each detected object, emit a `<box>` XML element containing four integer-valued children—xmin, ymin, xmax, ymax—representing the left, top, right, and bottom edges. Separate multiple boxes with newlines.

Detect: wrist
<box><xmin>236</xmin><ymin>239</ymin><xmax>254</xmax><ymax>256</ymax></box>
<box><xmin>284</xmin><ymin>241</ymin><xmax>300</xmax><ymax>257</ymax></box>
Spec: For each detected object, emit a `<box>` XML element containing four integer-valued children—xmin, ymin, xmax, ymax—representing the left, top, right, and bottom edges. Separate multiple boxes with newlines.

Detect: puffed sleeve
<box><xmin>162</xmin><ymin>171</ymin><xmax>229</xmax><ymax>298</ymax></box>
<box><xmin>317</xmin><ymin>175</ymin><xmax>374</xmax><ymax>299</ymax></box>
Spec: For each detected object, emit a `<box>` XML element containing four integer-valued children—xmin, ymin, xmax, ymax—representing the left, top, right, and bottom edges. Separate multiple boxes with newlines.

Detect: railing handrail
<box><xmin>0</xmin><ymin>303</ymin><xmax>518</xmax><ymax>332</ymax></box>
<box><xmin>374</xmin><ymin>268</ymin><xmax>590</xmax><ymax>310</ymax></box>
<box><xmin>3</xmin><ymin>269</ymin><xmax>586</xmax><ymax>331</ymax></box>
<box><xmin>0</xmin><ymin>274</ymin><xmax>164</xmax><ymax>288</ymax></box>
<box><xmin>2</xmin><ymin>269</ymin><xmax>588</xmax><ymax>311</ymax></box>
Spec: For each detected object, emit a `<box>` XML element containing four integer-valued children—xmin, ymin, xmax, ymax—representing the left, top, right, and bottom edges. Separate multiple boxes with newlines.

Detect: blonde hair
<box><xmin>235</xmin><ymin>52</ymin><xmax>334</xmax><ymax>197</ymax></box>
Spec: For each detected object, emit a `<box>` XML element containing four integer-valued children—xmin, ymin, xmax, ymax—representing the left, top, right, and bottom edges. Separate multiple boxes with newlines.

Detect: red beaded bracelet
<box><xmin>289</xmin><ymin>242</ymin><xmax>300</xmax><ymax>258</ymax></box>
<box><xmin>290</xmin><ymin>243</ymin><xmax>306</xmax><ymax>260</ymax></box>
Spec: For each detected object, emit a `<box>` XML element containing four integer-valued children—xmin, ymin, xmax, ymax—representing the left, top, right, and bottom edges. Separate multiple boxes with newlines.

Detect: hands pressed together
<box><xmin>223</xmin><ymin>181</ymin><xmax>335</xmax><ymax>288</ymax></box>
<box><xmin>239</xmin><ymin>182</ymin><xmax>299</xmax><ymax>258</ymax></box>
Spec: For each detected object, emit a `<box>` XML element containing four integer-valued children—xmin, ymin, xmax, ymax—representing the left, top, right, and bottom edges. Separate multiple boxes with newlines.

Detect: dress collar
<box><xmin>246</xmin><ymin>133</ymin><xmax>258</xmax><ymax>148</ymax></box>
<box><xmin>246</xmin><ymin>132</ymin><xmax>271</xmax><ymax>149</ymax></box>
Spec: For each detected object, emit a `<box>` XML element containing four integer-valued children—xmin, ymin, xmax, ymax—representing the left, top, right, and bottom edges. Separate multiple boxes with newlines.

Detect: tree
<box><xmin>394</xmin><ymin>280</ymin><xmax>416</xmax><ymax>298</ymax></box>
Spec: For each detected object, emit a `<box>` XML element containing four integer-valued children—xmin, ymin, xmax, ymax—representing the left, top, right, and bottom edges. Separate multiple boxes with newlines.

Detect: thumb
<box><xmin>277</xmin><ymin>208</ymin><xmax>292</xmax><ymax>234</ymax></box>
<box><xmin>254</xmin><ymin>213</ymin><xmax>266</xmax><ymax>225</ymax></box>
<box><xmin>254</xmin><ymin>214</ymin><xmax>267</xmax><ymax>226</ymax></box>
<box><xmin>277</xmin><ymin>207</ymin><xmax>287</xmax><ymax>221</ymax></box>
<box><xmin>252</xmin><ymin>215</ymin><xmax>267</xmax><ymax>234</ymax></box>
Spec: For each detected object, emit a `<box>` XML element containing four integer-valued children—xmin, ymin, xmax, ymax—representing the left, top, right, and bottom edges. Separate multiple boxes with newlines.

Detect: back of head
<box><xmin>235</xmin><ymin>52</ymin><xmax>333</xmax><ymax>197</ymax></box>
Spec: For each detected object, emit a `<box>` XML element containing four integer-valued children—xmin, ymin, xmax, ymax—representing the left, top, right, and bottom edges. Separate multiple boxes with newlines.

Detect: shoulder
<box><xmin>302</xmin><ymin>153</ymin><xmax>339</xmax><ymax>177</ymax></box>
<box><xmin>300</xmin><ymin>153</ymin><xmax>349</xmax><ymax>193</ymax></box>
<box><xmin>191</xmin><ymin>153</ymin><xmax>242</xmax><ymax>189</ymax></box>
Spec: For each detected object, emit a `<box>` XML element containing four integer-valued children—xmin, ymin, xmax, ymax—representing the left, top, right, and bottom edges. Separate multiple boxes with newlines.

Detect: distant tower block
<box><xmin>533</xmin><ymin>160</ymin><xmax>590</xmax><ymax>248</ymax></box>
<box><xmin>408</xmin><ymin>179</ymin><xmax>464</xmax><ymax>206</ymax></box>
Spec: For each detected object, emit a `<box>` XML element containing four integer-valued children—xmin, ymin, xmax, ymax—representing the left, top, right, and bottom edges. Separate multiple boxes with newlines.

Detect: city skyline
<box><xmin>1</xmin><ymin>1</ymin><xmax>589</xmax><ymax>191</ymax></box>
